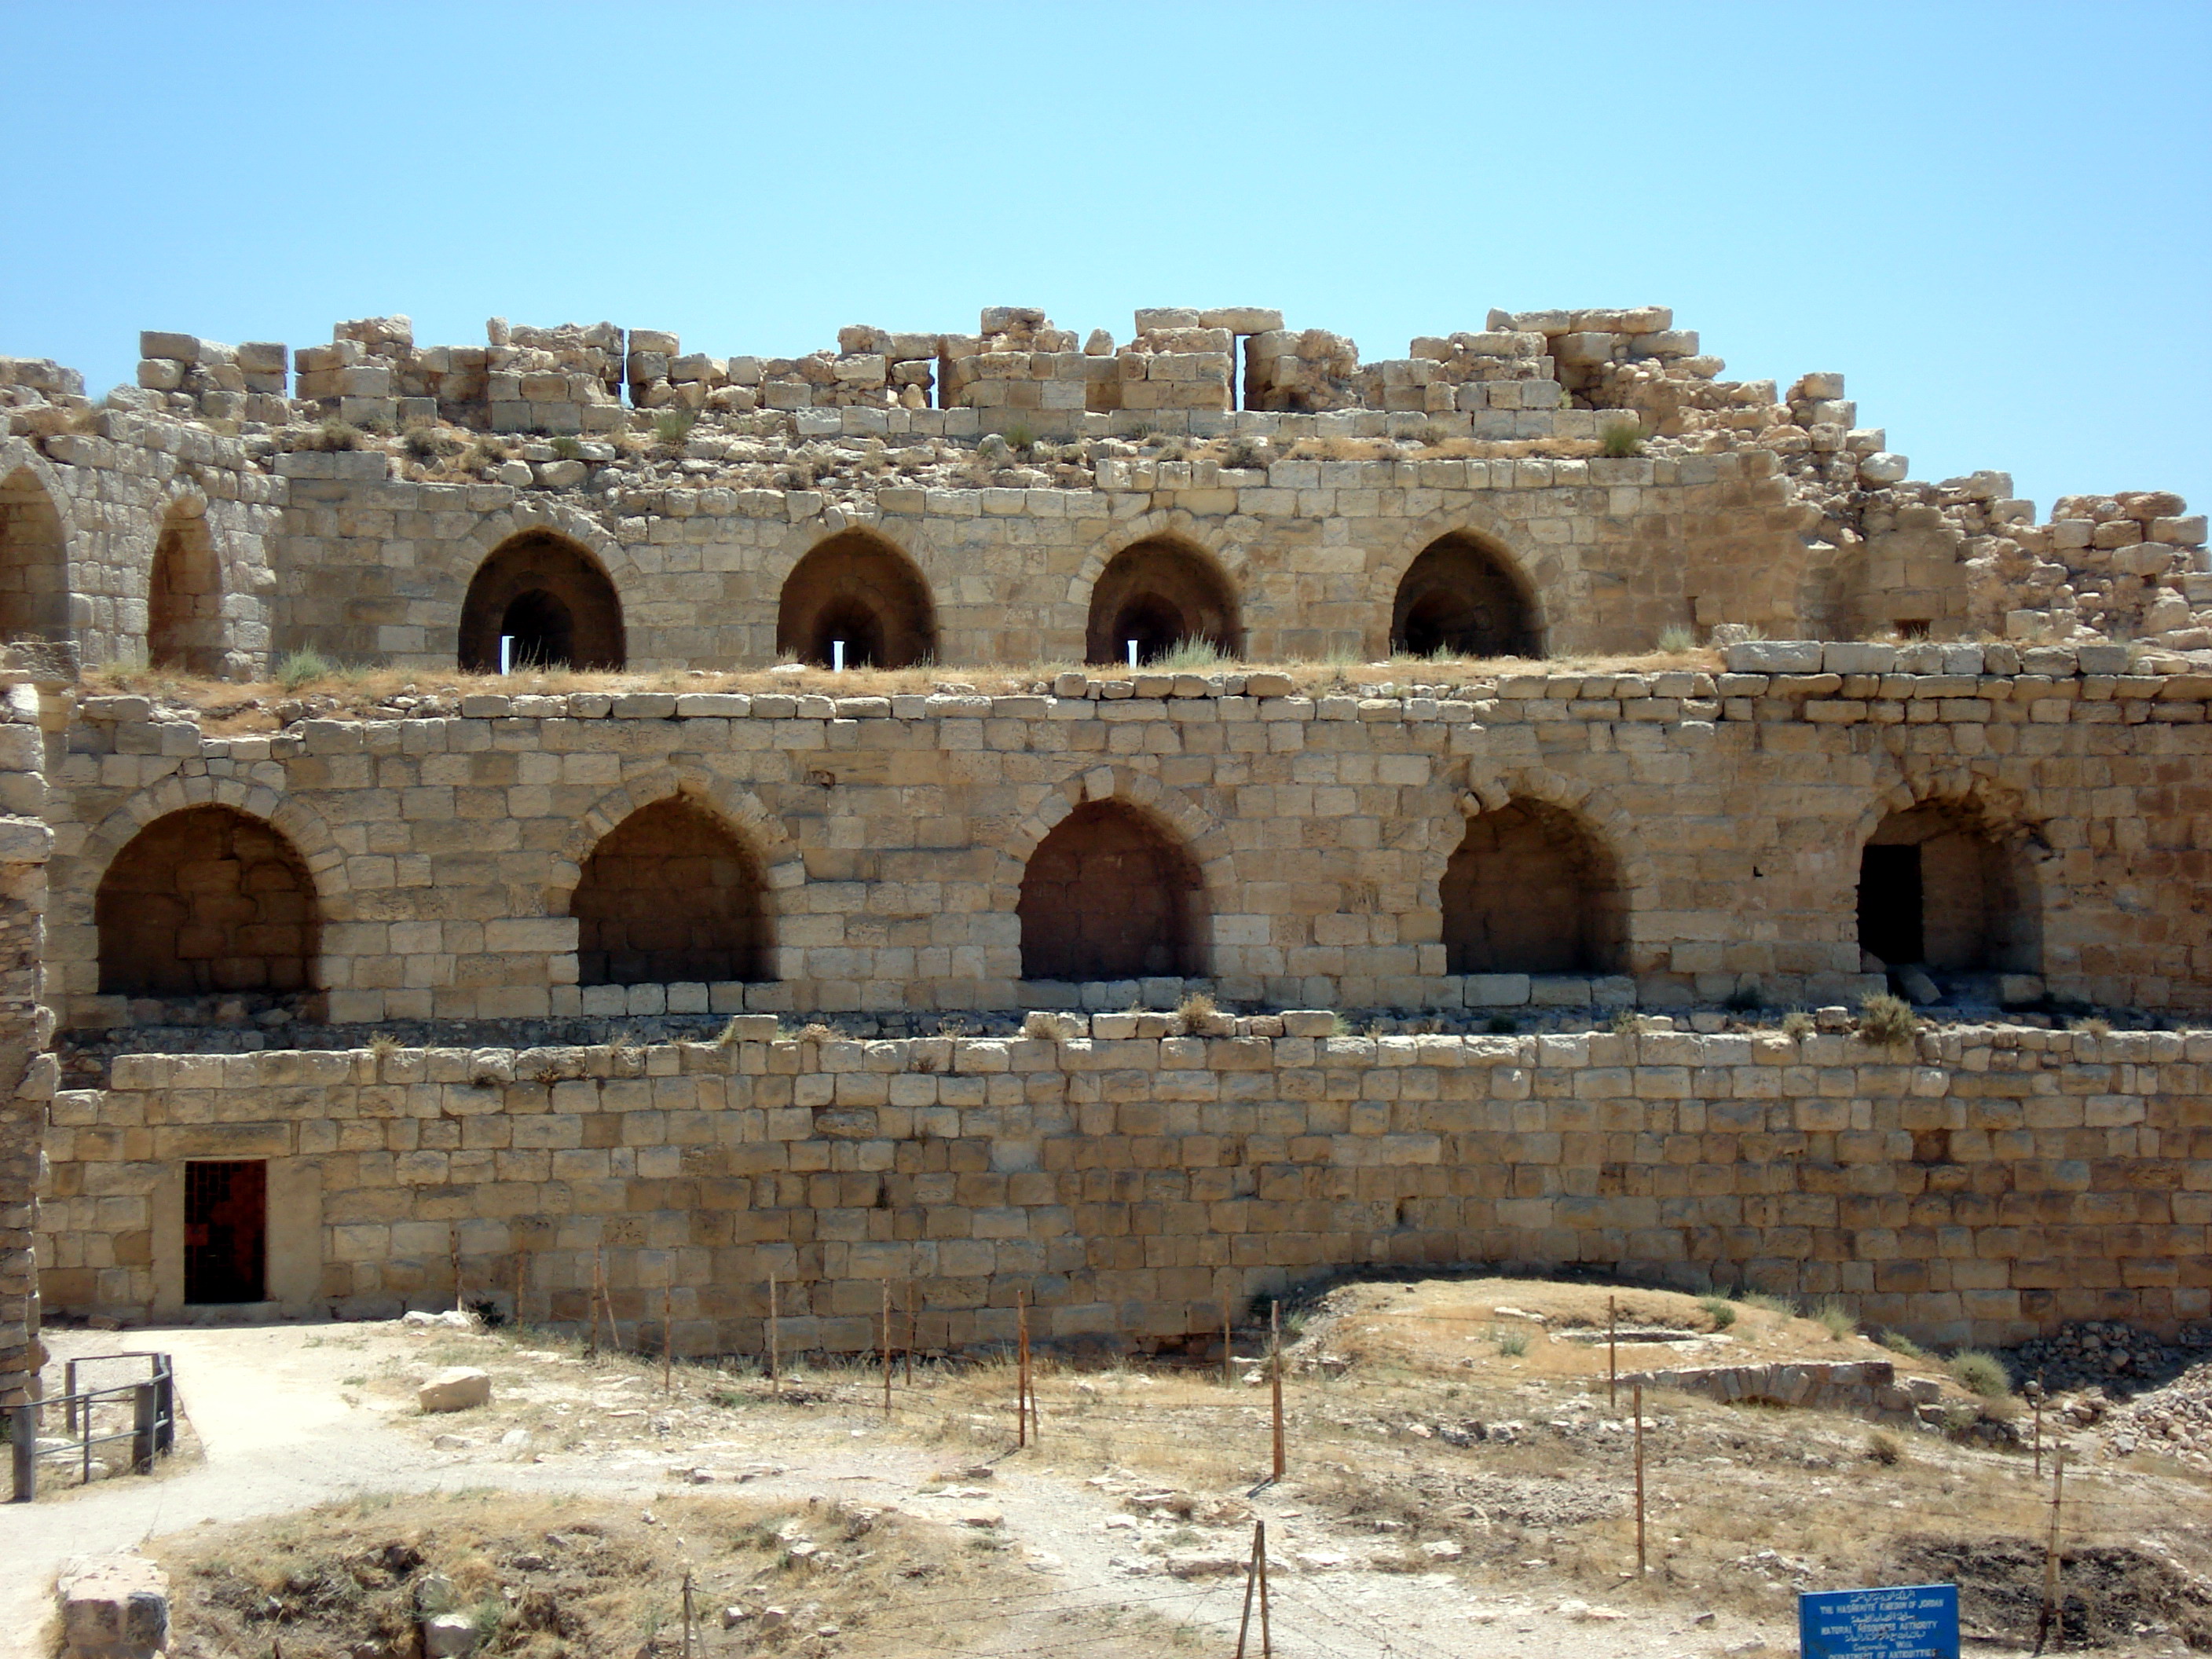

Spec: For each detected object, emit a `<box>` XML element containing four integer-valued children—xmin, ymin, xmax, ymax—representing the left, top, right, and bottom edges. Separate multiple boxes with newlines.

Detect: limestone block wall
<box><xmin>263</xmin><ymin>445</ymin><xmax>1809</xmax><ymax>667</ymax></box>
<box><xmin>35</xmin><ymin>1021</ymin><xmax>2212</xmax><ymax>1351</ymax></box>
<box><xmin>0</xmin><ymin>663</ymin><xmax>58</xmax><ymax>1408</ymax></box>
<box><xmin>35</xmin><ymin>649</ymin><xmax>2212</xmax><ymax>1031</ymax></box>
<box><xmin>0</xmin><ymin>420</ymin><xmax>277</xmax><ymax>676</ymax></box>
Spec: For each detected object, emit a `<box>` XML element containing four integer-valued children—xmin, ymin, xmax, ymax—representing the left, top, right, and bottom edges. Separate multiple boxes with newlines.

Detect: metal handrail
<box><xmin>8</xmin><ymin>1351</ymin><xmax>175</xmax><ymax>1501</ymax></box>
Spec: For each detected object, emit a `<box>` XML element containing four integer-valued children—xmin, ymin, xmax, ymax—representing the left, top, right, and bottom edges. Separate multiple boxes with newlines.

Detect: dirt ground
<box><xmin>13</xmin><ymin>1276</ymin><xmax>2212</xmax><ymax>1657</ymax></box>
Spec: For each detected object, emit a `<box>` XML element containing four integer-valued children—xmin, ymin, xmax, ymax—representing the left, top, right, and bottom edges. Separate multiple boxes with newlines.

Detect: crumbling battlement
<box><xmin>2</xmin><ymin>305</ymin><xmax>2206</xmax><ymax>680</ymax></box>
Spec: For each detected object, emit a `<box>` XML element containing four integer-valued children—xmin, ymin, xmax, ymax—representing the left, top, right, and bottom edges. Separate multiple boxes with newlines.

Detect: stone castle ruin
<box><xmin>1</xmin><ymin>302</ymin><xmax>2207</xmax><ymax>1411</ymax></box>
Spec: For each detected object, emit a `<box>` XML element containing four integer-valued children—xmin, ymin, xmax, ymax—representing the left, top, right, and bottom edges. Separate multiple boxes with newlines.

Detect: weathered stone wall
<box><xmin>261</xmin><ymin>442</ymin><xmax>1807</xmax><ymax>667</ymax></box>
<box><xmin>0</xmin><ymin>422</ymin><xmax>276</xmax><ymax>676</ymax></box>
<box><xmin>0</xmin><ymin>661</ymin><xmax>58</xmax><ymax>1408</ymax></box>
<box><xmin>36</xmin><ymin>1020</ymin><xmax>2212</xmax><ymax>1351</ymax></box>
<box><xmin>41</xmin><ymin>648</ymin><xmax>2212</xmax><ymax>1031</ymax></box>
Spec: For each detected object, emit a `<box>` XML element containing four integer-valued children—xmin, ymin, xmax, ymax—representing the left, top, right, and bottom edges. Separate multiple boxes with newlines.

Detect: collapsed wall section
<box><xmin>37</xmin><ymin>1022</ymin><xmax>2212</xmax><ymax>1351</ymax></box>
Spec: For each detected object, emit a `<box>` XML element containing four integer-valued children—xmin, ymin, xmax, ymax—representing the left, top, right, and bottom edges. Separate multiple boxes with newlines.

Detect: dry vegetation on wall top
<box><xmin>78</xmin><ymin>646</ymin><xmax>1723</xmax><ymax>733</ymax></box>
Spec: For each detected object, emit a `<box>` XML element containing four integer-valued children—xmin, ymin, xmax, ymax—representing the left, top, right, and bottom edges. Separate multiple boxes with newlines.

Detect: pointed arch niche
<box><xmin>1441</xmin><ymin>799</ymin><xmax>1624</xmax><ymax>974</ymax></box>
<box><xmin>459</xmin><ymin>529</ymin><xmax>624</xmax><ymax>672</ymax></box>
<box><xmin>775</xmin><ymin>529</ymin><xmax>936</xmax><ymax>668</ymax></box>
<box><xmin>569</xmin><ymin>797</ymin><xmax>771</xmax><ymax>985</ymax></box>
<box><xmin>96</xmin><ymin>806</ymin><xmax>321</xmax><ymax>996</ymax></box>
<box><xmin>1391</xmin><ymin>531</ymin><xmax>1540</xmax><ymax>659</ymax></box>
<box><xmin>1084</xmin><ymin>537</ymin><xmax>1241</xmax><ymax>667</ymax></box>
<box><xmin>1017</xmin><ymin>799</ymin><xmax>1206</xmax><ymax>981</ymax></box>
<box><xmin>1856</xmin><ymin>800</ymin><xmax>2041</xmax><ymax>975</ymax></box>
<box><xmin>148</xmin><ymin>500</ymin><xmax>224</xmax><ymax>673</ymax></box>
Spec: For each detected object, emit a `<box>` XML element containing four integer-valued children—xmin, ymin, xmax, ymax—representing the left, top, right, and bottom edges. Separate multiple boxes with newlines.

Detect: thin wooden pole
<box><xmin>588</xmin><ymin>1247</ymin><xmax>605</xmax><ymax>1357</ymax></box>
<box><xmin>1016</xmin><ymin>1290</ymin><xmax>1031</xmax><ymax>1448</ymax></box>
<box><xmin>681</xmin><ymin>1569</ymin><xmax>694</xmax><ymax>1659</ymax></box>
<box><xmin>452</xmin><ymin>1224</ymin><xmax>464</xmax><ymax>1315</ymax></box>
<box><xmin>905</xmin><ymin>1277</ymin><xmax>916</xmax><ymax>1385</ymax></box>
<box><xmin>661</xmin><ymin>1281</ymin><xmax>674</xmax><ymax>1395</ymax></box>
<box><xmin>1269</xmin><ymin>1302</ymin><xmax>1285</xmax><ymax>1481</ymax></box>
<box><xmin>599</xmin><ymin>1251</ymin><xmax>619</xmax><ymax>1353</ymax></box>
<box><xmin>1608</xmin><ymin>1294</ymin><xmax>1618</xmax><ymax>1410</ymax></box>
<box><xmin>1632</xmin><ymin>1381</ymin><xmax>1646</xmax><ymax>1577</ymax></box>
<box><xmin>882</xmin><ymin>1282</ymin><xmax>893</xmax><ymax>1419</ymax></box>
<box><xmin>1236</xmin><ymin>1518</ymin><xmax>1262</xmax><ymax>1659</ymax></box>
<box><xmin>2033</xmin><ymin>1393</ymin><xmax>2044</xmax><ymax>1478</ymax></box>
<box><xmin>1223</xmin><ymin>1294</ymin><xmax>1233</xmax><ymax>1386</ymax></box>
<box><xmin>767</xmin><ymin>1272</ymin><xmax>781</xmax><ymax>1398</ymax></box>
<box><xmin>2038</xmin><ymin>1445</ymin><xmax>2067</xmax><ymax>1649</ymax></box>
<box><xmin>512</xmin><ymin>1251</ymin><xmax>525</xmax><ymax>1329</ymax></box>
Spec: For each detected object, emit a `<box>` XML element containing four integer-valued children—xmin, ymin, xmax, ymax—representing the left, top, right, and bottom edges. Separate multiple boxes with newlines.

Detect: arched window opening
<box><xmin>569</xmin><ymin>797</ymin><xmax>769</xmax><ymax>986</ymax></box>
<box><xmin>776</xmin><ymin>531</ymin><xmax>936</xmax><ymax>669</ymax></box>
<box><xmin>459</xmin><ymin>530</ymin><xmax>624</xmax><ymax>672</ymax></box>
<box><xmin>1084</xmin><ymin>538</ymin><xmax>1240</xmax><ymax>667</ymax></box>
<box><xmin>1018</xmin><ymin>800</ymin><xmax>1204</xmax><ymax>981</ymax></box>
<box><xmin>1441</xmin><ymin>800</ymin><xmax>1624</xmax><ymax>974</ymax></box>
<box><xmin>0</xmin><ymin>467</ymin><xmax>70</xmax><ymax>643</ymax></box>
<box><xmin>97</xmin><ymin>806</ymin><xmax>320</xmax><ymax>997</ymax></box>
<box><xmin>1857</xmin><ymin>803</ymin><xmax>2039</xmax><ymax>976</ymax></box>
<box><xmin>1390</xmin><ymin>533</ymin><xmax>1539</xmax><ymax>660</ymax></box>
<box><xmin>148</xmin><ymin>505</ymin><xmax>222</xmax><ymax>674</ymax></box>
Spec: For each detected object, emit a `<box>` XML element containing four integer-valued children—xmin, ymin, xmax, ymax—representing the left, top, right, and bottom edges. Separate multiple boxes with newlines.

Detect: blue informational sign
<box><xmin>1799</xmin><ymin>1584</ymin><xmax>1960</xmax><ymax>1659</ymax></box>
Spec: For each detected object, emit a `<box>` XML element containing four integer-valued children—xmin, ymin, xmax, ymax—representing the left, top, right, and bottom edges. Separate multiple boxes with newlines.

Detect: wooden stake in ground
<box><xmin>599</xmin><ymin>1251</ymin><xmax>619</xmax><ymax>1353</ymax></box>
<box><xmin>511</xmin><ymin>1251</ymin><xmax>525</xmax><ymax>1329</ymax></box>
<box><xmin>2037</xmin><ymin>1445</ymin><xmax>2067</xmax><ymax>1650</ymax></box>
<box><xmin>881</xmin><ymin>1281</ymin><xmax>892</xmax><ymax>1419</ymax></box>
<box><xmin>1235</xmin><ymin>1517</ymin><xmax>1273</xmax><ymax>1658</ymax></box>
<box><xmin>905</xmin><ymin>1277</ymin><xmax>916</xmax><ymax>1385</ymax></box>
<box><xmin>661</xmin><ymin>1280</ymin><xmax>674</xmax><ymax>1395</ymax></box>
<box><xmin>1223</xmin><ymin>1294</ymin><xmax>1233</xmax><ymax>1386</ymax></box>
<box><xmin>1016</xmin><ymin>1289</ymin><xmax>1031</xmax><ymax>1448</ymax></box>
<box><xmin>1269</xmin><ymin>1301</ymin><xmax>1286</xmax><ymax>1482</ymax></box>
<box><xmin>767</xmin><ymin>1272</ymin><xmax>781</xmax><ymax>1398</ymax></box>
<box><xmin>681</xmin><ymin>1569</ymin><xmax>694</xmax><ymax>1659</ymax></box>
<box><xmin>1632</xmin><ymin>1380</ymin><xmax>1647</xmax><ymax>1577</ymax></box>
<box><xmin>588</xmin><ymin>1247</ymin><xmax>606</xmax><ymax>1358</ymax></box>
<box><xmin>1608</xmin><ymin>1293</ymin><xmax>1618</xmax><ymax>1409</ymax></box>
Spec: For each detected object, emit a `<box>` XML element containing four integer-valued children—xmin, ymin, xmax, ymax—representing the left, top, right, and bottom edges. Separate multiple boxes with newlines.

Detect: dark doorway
<box><xmin>1856</xmin><ymin>803</ymin><xmax>2038</xmax><ymax>972</ymax></box>
<box><xmin>1018</xmin><ymin>800</ymin><xmax>1204</xmax><ymax>980</ymax></box>
<box><xmin>1856</xmin><ymin>844</ymin><xmax>1924</xmax><ymax>967</ymax></box>
<box><xmin>811</xmin><ymin>597</ymin><xmax>888</xmax><ymax>668</ymax></box>
<box><xmin>500</xmin><ymin>588</ymin><xmax>576</xmax><ymax>669</ymax></box>
<box><xmin>185</xmin><ymin>1159</ymin><xmax>267</xmax><ymax>1304</ymax></box>
<box><xmin>1106</xmin><ymin>594</ymin><xmax>1188</xmax><ymax>667</ymax></box>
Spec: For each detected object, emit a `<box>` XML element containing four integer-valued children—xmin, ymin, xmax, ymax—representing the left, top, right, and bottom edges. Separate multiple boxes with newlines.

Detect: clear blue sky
<box><xmin>5</xmin><ymin>2</ymin><xmax>2207</xmax><ymax>518</ymax></box>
